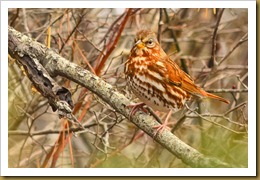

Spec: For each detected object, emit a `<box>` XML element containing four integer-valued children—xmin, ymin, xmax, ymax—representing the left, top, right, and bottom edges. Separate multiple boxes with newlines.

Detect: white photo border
<box><xmin>1</xmin><ymin>1</ymin><xmax>256</xmax><ymax>176</ymax></box>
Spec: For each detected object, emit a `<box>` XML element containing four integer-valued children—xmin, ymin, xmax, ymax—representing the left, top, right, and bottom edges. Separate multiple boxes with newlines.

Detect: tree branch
<box><xmin>8</xmin><ymin>26</ymin><xmax>231</xmax><ymax>167</ymax></box>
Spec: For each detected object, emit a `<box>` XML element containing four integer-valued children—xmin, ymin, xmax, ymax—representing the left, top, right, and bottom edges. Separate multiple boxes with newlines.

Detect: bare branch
<box><xmin>8</xmin><ymin>26</ymin><xmax>231</xmax><ymax>167</ymax></box>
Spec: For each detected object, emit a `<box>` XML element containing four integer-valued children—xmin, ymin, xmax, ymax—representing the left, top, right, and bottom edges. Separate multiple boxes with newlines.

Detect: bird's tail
<box><xmin>205</xmin><ymin>92</ymin><xmax>230</xmax><ymax>104</ymax></box>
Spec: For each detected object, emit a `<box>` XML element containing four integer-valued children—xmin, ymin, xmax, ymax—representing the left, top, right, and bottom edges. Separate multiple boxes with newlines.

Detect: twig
<box><xmin>209</xmin><ymin>8</ymin><xmax>225</xmax><ymax>68</ymax></box>
<box><xmin>185</xmin><ymin>114</ymin><xmax>247</xmax><ymax>134</ymax></box>
<box><xmin>236</xmin><ymin>74</ymin><xmax>248</xmax><ymax>89</ymax></box>
<box><xmin>95</xmin><ymin>9</ymin><xmax>132</xmax><ymax>76</ymax></box>
<box><xmin>171</xmin><ymin>114</ymin><xmax>187</xmax><ymax>133</ymax></box>
<box><xmin>22</xmin><ymin>8</ymin><xmax>30</xmax><ymax>34</ymax></box>
<box><xmin>76</xmin><ymin>29</ymin><xmax>103</xmax><ymax>53</ymax></box>
<box><xmin>224</xmin><ymin>102</ymin><xmax>247</xmax><ymax>116</ymax></box>
<box><xmin>146</xmin><ymin>107</ymin><xmax>162</xmax><ymax>124</ymax></box>
<box><xmin>157</xmin><ymin>8</ymin><xmax>164</xmax><ymax>43</ymax></box>
<box><xmin>206</xmin><ymin>89</ymin><xmax>247</xmax><ymax>93</ymax></box>
<box><xmin>73</xmin><ymin>41</ymin><xmax>96</xmax><ymax>75</ymax></box>
<box><xmin>98</xmin><ymin>10</ymin><xmax>125</xmax><ymax>45</ymax></box>
<box><xmin>35</xmin><ymin>11</ymin><xmax>67</xmax><ymax>41</ymax></box>
<box><xmin>184</xmin><ymin>104</ymin><xmax>246</xmax><ymax>134</ymax></box>
<box><xmin>188</xmin><ymin>65</ymin><xmax>248</xmax><ymax>72</ymax></box>
<box><xmin>164</xmin><ymin>8</ymin><xmax>189</xmax><ymax>74</ymax></box>
<box><xmin>8</xmin><ymin>123</ymin><xmax>97</xmax><ymax>136</ymax></box>
<box><xmin>10</xmin><ymin>8</ymin><xmax>20</xmax><ymax>27</ymax></box>
<box><xmin>218</xmin><ymin>33</ymin><xmax>248</xmax><ymax>66</ymax></box>
<box><xmin>59</xmin><ymin>10</ymin><xmax>86</xmax><ymax>53</ymax></box>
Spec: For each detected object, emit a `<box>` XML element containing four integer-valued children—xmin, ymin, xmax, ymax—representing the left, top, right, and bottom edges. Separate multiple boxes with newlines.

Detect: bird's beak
<box><xmin>135</xmin><ymin>40</ymin><xmax>145</xmax><ymax>49</ymax></box>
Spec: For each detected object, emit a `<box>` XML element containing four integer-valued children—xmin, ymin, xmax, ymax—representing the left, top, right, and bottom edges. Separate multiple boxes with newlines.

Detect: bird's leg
<box><xmin>127</xmin><ymin>102</ymin><xmax>148</xmax><ymax>119</ymax></box>
<box><xmin>153</xmin><ymin>110</ymin><xmax>173</xmax><ymax>136</ymax></box>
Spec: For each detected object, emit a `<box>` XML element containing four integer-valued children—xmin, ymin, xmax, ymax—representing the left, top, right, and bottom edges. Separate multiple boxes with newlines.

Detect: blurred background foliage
<box><xmin>8</xmin><ymin>8</ymin><xmax>248</xmax><ymax>168</ymax></box>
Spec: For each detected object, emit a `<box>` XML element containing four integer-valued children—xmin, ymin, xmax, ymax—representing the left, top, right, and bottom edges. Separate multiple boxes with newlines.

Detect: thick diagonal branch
<box><xmin>8</xmin><ymin>26</ymin><xmax>231</xmax><ymax>168</ymax></box>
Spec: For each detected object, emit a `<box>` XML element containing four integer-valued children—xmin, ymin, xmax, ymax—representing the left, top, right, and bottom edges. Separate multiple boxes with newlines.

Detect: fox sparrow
<box><xmin>125</xmin><ymin>30</ymin><xmax>229</xmax><ymax>132</ymax></box>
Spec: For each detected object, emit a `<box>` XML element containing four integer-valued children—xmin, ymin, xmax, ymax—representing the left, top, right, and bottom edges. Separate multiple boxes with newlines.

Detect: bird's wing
<box><xmin>162</xmin><ymin>56</ymin><xmax>207</xmax><ymax>96</ymax></box>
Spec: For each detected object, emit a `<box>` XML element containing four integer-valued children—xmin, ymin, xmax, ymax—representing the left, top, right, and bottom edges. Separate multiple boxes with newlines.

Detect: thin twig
<box><xmin>164</xmin><ymin>8</ymin><xmax>189</xmax><ymax>74</ymax></box>
<box><xmin>209</xmin><ymin>8</ymin><xmax>225</xmax><ymax>68</ymax></box>
<box><xmin>35</xmin><ymin>11</ymin><xmax>67</xmax><ymax>41</ymax></box>
<box><xmin>218</xmin><ymin>33</ymin><xmax>248</xmax><ymax>66</ymax></box>
<box><xmin>188</xmin><ymin>65</ymin><xmax>248</xmax><ymax>72</ymax></box>
<box><xmin>187</xmin><ymin>101</ymin><xmax>247</xmax><ymax>131</ymax></box>
<box><xmin>184</xmin><ymin>104</ymin><xmax>246</xmax><ymax>134</ymax></box>
<box><xmin>98</xmin><ymin>11</ymin><xmax>125</xmax><ymax>45</ymax></box>
<box><xmin>206</xmin><ymin>89</ymin><xmax>247</xmax><ymax>93</ymax></box>
<box><xmin>224</xmin><ymin>102</ymin><xmax>247</xmax><ymax>116</ymax></box>
<box><xmin>59</xmin><ymin>10</ymin><xmax>86</xmax><ymax>53</ymax></box>
<box><xmin>157</xmin><ymin>8</ymin><xmax>164</xmax><ymax>43</ymax></box>
<box><xmin>9</xmin><ymin>123</ymin><xmax>97</xmax><ymax>136</ymax></box>
<box><xmin>95</xmin><ymin>9</ymin><xmax>132</xmax><ymax>76</ymax></box>
<box><xmin>10</xmin><ymin>8</ymin><xmax>20</xmax><ymax>27</ymax></box>
<box><xmin>171</xmin><ymin>114</ymin><xmax>188</xmax><ymax>133</ymax></box>
<box><xmin>73</xmin><ymin>41</ymin><xmax>96</xmax><ymax>75</ymax></box>
<box><xmin>76</xmin><ymin>29</ymin><xmax>104</xmax><ymax>53</ymax></box>
<box><xmin>236</xmin><ymin>74</ymin><xmax>248</xmax><ymax>89</ymax></box>
<box><xmin>146</xmin><ymin>107</ymin><xmax>162</xmax><ymax>124</ymax></box>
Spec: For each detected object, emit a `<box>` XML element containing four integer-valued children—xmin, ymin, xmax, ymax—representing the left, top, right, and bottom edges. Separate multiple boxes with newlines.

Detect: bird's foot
<box><xmin>153</xmin><ymin>122</ymin><xmax>172</xmax><ymax>137</ymax></box>
<box><xmin>127</xmin><ymin>102</ymin><xmax>148</xmax><ymax>120</ymax></box>
<box><xmin>153</xmin><ymin>110</ymin><xmax>172</xmax><ymax>137</ymax></box>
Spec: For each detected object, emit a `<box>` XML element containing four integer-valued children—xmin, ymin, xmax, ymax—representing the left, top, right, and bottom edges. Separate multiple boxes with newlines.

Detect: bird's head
<box><xmin>132</xmin><ymin>30</ymin><xmax>159</xmax><ymax>57</ymax></box>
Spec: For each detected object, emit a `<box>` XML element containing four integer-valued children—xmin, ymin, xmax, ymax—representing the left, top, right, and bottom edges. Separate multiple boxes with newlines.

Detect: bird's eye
<box><xmin>147</xmin><ymin>39</ymin><xmax>153</xmax><ymax>44</ymax></box>
<box><xmin>146</xmin><ymin>38</ymin><xmax>155</xmax><ymax>48</ymax></box>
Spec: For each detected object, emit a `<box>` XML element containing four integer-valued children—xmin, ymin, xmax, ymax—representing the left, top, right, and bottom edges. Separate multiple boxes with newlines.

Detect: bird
<box><xmin>124</xmin><ymin>30</ymin><xmax>230</xmax><ymax>133</ymax></box>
